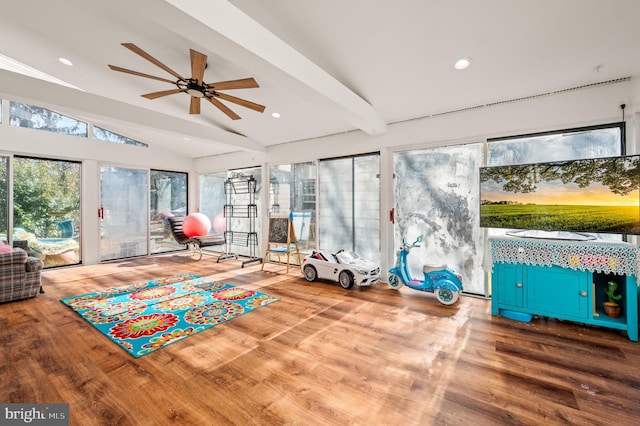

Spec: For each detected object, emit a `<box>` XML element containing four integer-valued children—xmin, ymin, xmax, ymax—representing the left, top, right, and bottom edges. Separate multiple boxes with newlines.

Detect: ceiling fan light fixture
<box><xmin>185</xmin><ymin>82</ymin><xmax>206</xmax><ymax>98</ymax></box>
<box><xmin>186</xmin><ymin>88</ymin><xmax>205</xmax><ymax>98</ymax></box>
<box><xmin>454</xmin><ymin>57</ymin><xmax>472</xmax><ymax>70</ymax></box>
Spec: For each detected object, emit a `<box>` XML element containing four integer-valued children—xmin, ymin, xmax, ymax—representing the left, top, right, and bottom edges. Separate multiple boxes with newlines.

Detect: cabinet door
<box><xmin>526</xmin><ymin>265</ymin><xmax>589</xmax><ymax>318</ymax></box>
<box><xmin>494</xmin><ymin>263</ymin><xmax>524</xmax><ymax>308</ymax></box>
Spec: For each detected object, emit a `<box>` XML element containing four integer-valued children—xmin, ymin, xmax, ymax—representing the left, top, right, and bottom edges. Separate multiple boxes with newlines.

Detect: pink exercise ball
<box><xmin>183</xmin><ymin>213</ymin><xmax>211</xmax><ymax>237</ymax></box>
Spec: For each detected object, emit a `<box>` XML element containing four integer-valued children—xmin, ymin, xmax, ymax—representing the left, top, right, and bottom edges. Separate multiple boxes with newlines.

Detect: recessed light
<box><xmin>271</xmin><ymin>112</ymin><xmax>281</xmax><ymax>119</ymax></box>
<box><xmin>58</xmin><ymin>57</ymin><xmax>73</xmax><ymax>66</ymax></box>
<box><xmin>454</xmin><ymin>57</ymin><xmax>472</xmax><ymax>70</ymax></box>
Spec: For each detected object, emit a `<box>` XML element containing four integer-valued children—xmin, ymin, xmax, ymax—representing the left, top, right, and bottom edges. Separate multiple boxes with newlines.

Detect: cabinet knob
<box><xmin>580</xmin><ymin>291</ymin><xmax>588</xmax><ymax>297</ymax></box>
<box><xmin>516</xmin><ymin>283</ymin><xmax>523</xmax><ymax>288</ymax></box>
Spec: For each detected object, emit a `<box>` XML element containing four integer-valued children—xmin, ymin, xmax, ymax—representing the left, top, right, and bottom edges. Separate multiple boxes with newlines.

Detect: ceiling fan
<box><xmin>108</xmin><ymin>43</ymin><xmax>265</xmax><ymax>120</ymax></box>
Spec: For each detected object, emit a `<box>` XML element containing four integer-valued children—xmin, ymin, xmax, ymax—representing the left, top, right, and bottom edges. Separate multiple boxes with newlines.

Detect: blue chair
<box><xmin>57</xmin><ymin>219</ymin><xmax>74</xmax><ymax>238</ymax></box>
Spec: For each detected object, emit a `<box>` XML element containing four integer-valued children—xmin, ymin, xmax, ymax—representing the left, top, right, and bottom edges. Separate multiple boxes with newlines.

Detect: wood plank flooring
<box><xmin>2</xmin><ymin>252</ymin><xmax>640</xmax><ymax>425</ymax></box>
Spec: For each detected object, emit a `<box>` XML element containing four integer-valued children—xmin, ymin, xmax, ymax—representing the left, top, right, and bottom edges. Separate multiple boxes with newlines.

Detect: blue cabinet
<box><xmin>489</xmin><ymin>237</ymin><xmax>639</xmax><ymax>342</ymax></box>
<box><xmin>493</xmin><ymin>263</ymin><xmax>523</xmax><ymax>309</ymax></box>
<box><xmin>526</xmin><ymin>265</ymin><xmax>589</xmax><ymax>319</ymax></box>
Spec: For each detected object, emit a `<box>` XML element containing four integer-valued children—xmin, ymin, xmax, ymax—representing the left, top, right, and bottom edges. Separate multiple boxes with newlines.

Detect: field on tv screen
<box><xmin>480</xmin><ymin>204</ymin><xmax>640</xmax><ymax>233</ymax></box>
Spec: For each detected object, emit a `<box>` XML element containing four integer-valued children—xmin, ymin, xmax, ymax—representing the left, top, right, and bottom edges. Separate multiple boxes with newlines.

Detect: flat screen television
<box><xmin>479</xmin><ymin>154</ymin><xmax>640</xmax><ymax>235</ymax></box>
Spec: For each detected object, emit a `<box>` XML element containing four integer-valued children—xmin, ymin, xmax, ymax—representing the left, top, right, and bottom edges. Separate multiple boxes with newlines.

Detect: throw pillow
<box><xmin>0</xmin><ymin>243</ymin><xmax>14</xmax><ymax>253</ymax></box>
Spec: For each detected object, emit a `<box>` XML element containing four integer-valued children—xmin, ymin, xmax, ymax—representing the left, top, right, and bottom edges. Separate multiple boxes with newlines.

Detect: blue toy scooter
<box><xmin>388</xmin><ymin>236</ymin><xmax>463</xmax><ymax>305</ymax></box>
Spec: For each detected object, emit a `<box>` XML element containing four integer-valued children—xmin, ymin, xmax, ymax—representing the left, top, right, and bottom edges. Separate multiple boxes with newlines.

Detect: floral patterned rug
<box><xmin>61</xmin><ymin>273</ymin><xmax>279</xmax><ymax>358</ymax></box>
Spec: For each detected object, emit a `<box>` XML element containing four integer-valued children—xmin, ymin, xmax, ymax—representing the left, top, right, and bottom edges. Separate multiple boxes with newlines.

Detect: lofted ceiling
<box><xmin>0</xmin><ymin>0</ymin><xmax>639</xmax><ymax>159</ymax></box>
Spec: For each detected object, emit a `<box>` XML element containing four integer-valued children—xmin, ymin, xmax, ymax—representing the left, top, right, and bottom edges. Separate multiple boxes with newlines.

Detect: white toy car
<box><xmin>301</xmin><ymin>249</ymin><xmax>380</xmax><ymax>289</ymax></box>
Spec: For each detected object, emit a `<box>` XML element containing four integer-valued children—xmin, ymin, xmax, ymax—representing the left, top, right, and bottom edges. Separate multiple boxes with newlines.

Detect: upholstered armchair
<box><xmin>0</xmin><ymin>248</ymin><xmax>45</xmax><ymax>303</ymax></box>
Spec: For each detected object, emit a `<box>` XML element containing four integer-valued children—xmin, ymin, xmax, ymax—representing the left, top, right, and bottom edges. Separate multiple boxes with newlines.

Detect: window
<box><xmin>319</xmin><ymin>154</ymin><xmax>380</xmax><ymax>262</ymax></box>
<box><xmin>150</xmin><ymin>170</ymin><xmax>187</xmax><ymax>253</ymax></box>
<box><xmin>9</xmin><ymin>101</ymin><xmax>87</xmax><ymax>136</ymax></box>
<box><xmin>93</xmin><ymin>126</ymin><xmax>148</xmax><ymax>147</ymax></box>
<box><xmin>199</xmin><ymin>172</ymin><xmax>227</xmax><ymax>238</ymax></box>
<box><xmin>394</xmin><ymin>144</ymin><xmax>485</xmax><ymax>295</ymax></box>
<box><xmin>13</xmin><ymin>157</ymin><xmax>82</xmax><ymax>267</ymax></box>
<box><xmin>100</xmin><ymin>166</ymin><xmax>148</xmax><ymax>261</ymax></box>
<box><xmin>269</xmin><ymin>162</ymin><xmax>317</xmax><ymax>252</ymax></box>
<box><xmin>487</xmin><ymin>123</ymin><xmax>623</xmax><ymax>166</ymax></box>
<box><xmin>0</xmin><ymin>156</ymin><xmax>7</xmax><ymax>242</ymax></box>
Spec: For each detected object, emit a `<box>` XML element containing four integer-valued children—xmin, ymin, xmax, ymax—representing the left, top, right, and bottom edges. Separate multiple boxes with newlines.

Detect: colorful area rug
<box><xmin>61</xmin><ymin>273</ymin><xmax>279</xmax><ymax>358</ymax></box>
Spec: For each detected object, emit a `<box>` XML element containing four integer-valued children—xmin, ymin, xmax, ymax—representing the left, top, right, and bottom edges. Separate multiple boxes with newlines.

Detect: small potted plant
<box><xmin>603</xmin><ymin>281</ymin><xmax>622</xmax><ymax>318</ymax></box>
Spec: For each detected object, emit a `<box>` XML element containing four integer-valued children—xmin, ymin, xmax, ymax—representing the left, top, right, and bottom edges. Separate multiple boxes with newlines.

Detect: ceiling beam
<box><xmin>165</xmin><ymin>0</ymin><xmax>388</xmax><ymax>136</ymax></box>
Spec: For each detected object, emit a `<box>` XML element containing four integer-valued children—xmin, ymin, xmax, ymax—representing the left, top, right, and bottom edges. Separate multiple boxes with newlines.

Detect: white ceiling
<box><xmin>0</xmin><ymin>0</ymin><xmax>639</xmax><ymax>159</ymax></box>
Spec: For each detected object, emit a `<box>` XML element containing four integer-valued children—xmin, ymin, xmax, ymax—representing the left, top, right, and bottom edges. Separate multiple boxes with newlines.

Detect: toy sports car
<box><xmin>301</xmin><ymin>249</ymin><xmax>380</xmax><ymax>289</ymax></box>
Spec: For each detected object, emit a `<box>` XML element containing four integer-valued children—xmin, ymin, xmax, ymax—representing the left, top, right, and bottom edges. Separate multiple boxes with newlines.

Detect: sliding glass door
<box><xmin>0</xmin><ymin>156</ymin><xmax>8</xmax><ymax>243</ymax></box>
<box><xmin>318</xmin><ymin>154</ymin><xmax>380</xmax><ymax>262</ymax></box>
<box><xmin>393</xmin><ymin>144</ymin><xmax>485</xmax><ymax>295</ymax></box>
<box><xmin>13</xmin><ymin>157</ymin><xmax>82</xmax><ymax>267</ymax></box>
<box><xmin>100</xmin><ymin>166</ymin><xmax>148</xmax><ymax>261</ymax></box>
<box><xmin>150</xmin><ymin>169</ymin><xmax>187</xmax><ymax>254</ymax></box>
<box><xmin>269</xmin><ymin>162</ymin><xmax>317</xmax><ymax>251</ymax></box>
<box><xmin>198</xmin><ymin>171</ymin><xmax>227</xmax><ymax>237</ymax></box>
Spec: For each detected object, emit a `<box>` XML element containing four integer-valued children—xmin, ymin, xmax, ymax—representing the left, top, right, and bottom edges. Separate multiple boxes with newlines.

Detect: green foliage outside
<box><xmin>480</xmin><ymin>204</ymin><xmax>640</xmax><ymax>233</ymax></box>
<box><xmin>13</xmin><ymin>158</ymin><xmax>81</xmax><ymax>237</ymax></box>
<box><xmin>0</xmin><ymin>158</ymin><xmax>7</xmax><ymax>235</ymax></box>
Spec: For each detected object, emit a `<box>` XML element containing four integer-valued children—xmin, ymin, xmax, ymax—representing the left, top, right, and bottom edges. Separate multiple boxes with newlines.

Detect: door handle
<box><xmin>516</xmin><ymin>283</ymin><xmax>523</xmax><ymax>288</ymax></box>
<box><xmin>580</xmin><ymin>291</ymin><xmax>588</xmax><ymax>297</ymax></box>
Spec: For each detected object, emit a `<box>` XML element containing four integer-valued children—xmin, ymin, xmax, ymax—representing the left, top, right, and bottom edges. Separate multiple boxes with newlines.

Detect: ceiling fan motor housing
<box><xmin>185</xmin><ymin>80</ymin><xmax>206</xmax><ymax>98</ymax></box>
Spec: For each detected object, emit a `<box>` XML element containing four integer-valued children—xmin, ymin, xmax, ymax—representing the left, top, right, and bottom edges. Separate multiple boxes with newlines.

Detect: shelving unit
<box><xmin>217</xmin><ymin>174</ymin><xmax>261</xmax><ymax>267</ymax></box>
<box><xmin>488</xmin><ymin>236</ymin><xmax>639</xmax><ymax>341</ymax></box>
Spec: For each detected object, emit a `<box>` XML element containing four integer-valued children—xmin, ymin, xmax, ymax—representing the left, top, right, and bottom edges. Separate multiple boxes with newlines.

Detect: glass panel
<box><xmin>319</xmin><ymin>154</ymin><xmax>380</xmax><ymax>262</ymax></box>
<box><xmin>269</xmin><ymin>162</ymin><xmax>317</xmax><ymax>252</ymax></box>
<box><xmin>9</xmin><ymin>101</ymin><xmax>87</xmax><ymax>137</ymax></box>
<box><xmin>488</xmin><ymin>125</ymin><xmax>622</xmax><ymax>166</ymax></box>
<box><xmin>150</xmin><ymin>170</ymin><xmax>187</xmax><ymax>254</ymax></box>
<box><xmin>394</xmin><ymin>144</ymin><xmax>485</xmax><ymax>295</ymax></box>
<box><xmin>354</xmin><ymin>155</ymin><xmax>380</xmax><ymax>261</ymax></box>
<box><xmin>199</xmin><ymin>172</ymin><xmax>227</xmax><ymax>237</ymax></box>
<box><xmin>13</xmin><ymin>157</ymin><xmax>81</xmax><ymax>268</ymax></box>
<box><xmin>319</xmin><ymin>157</ymin><xmax>353</xmax><ymax>251</ymax></box>
<box><xmin>100</xmin><ymin>166</ymin><xmax>148</xmax><ymax>261</ymax></box>
<box><xmin>0</xmin><ymin>156</ymin><xmax>7</xmax><ymax>242</ymax></box>
<box><xmin>93</xmin><ymin>126</ymin><xmax>148</xmax><ymax>147</ymax></box>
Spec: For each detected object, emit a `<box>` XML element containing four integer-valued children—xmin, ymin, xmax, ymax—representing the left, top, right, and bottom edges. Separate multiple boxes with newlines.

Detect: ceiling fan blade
<box><xmin>190</xmin><ymin>49</ymin><xmax>207</xmax><ymax>85</ymax></box>
<box><xmin>207</xmin><ymin>77</ymin><xmax>259</xmax><ymax>90</ymax></box>
<box><xmin>215</xmin><ymin>93</ymin><xmax>265</xmax><ymax>113</ymax></box>
<box><xmin>108</xmin><ymin>65</ymin><xmax>176</xmax><ymax>84</ymax></box>
<box><xmin>141</xmin><ymin>88</ymin><xmax>183</xmax><ymax>99</ymax></box>
<box><xmin>189</xmin><ymin>96</ymin><xmax>201</xmax><ymax>114</ymax></box>
<box><xmin>206</xmin><ymin>96</ymin><xmax>241</xmax><ymax>120</ymax></box>
<box><xmin>121</xmin><ymin>43</ymin><xmax>185</xmax><ymax>81</ymax></box>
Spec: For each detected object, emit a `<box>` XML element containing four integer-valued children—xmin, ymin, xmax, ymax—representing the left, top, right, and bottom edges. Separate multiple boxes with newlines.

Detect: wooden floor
<box><xmin>2</xmin><ymin>252</ymin><xmax>640</xmax><ymax>425</ymax></box>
